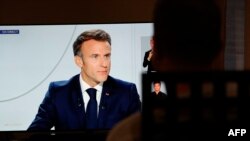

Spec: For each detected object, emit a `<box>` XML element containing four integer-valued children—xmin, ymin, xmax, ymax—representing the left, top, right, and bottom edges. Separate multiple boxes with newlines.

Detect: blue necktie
<box><xmin>86</xmin><ymin>88</ymin><xmax>98</xmax><ymax>129</ymax></box>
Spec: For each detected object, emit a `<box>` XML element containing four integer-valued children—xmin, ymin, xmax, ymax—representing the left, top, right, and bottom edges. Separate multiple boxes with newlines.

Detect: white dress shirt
<box><xmin>79</xmin><ymin>74</ymin><xmax>103</xmax><ymax>115</ymax></box>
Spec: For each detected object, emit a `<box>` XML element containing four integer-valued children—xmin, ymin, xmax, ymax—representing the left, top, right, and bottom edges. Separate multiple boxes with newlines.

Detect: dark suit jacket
<box><xmin>151</xmin><ymin>91</ymin><xmax>167</xmax><ymax>98</ymax></box>
<box><xmin>27</xmin><ymin>74</ymin><xmax>141</xmax><ymax>131</ymax></box>
<box><xmin>143</xmin><ymin>50</ymin><xmax>154</xmax><ymax>73</ymax></box>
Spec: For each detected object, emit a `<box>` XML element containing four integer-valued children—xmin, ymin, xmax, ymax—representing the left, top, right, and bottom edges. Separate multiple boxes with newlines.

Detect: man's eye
<box><xmin>92</xmin><ymin>55</ymin><xmax>98</xmax><ymax>58</ymax></box>
<box><xmin>105</xmin><ymin>54</ymin><xmax>111</xmax><ymax>58</ymax></box>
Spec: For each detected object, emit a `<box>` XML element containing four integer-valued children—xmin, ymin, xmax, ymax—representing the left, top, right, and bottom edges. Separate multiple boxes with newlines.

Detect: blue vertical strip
<box><xmin>224</xmin><ymin>0</ymin><xmax>245</xmax><ymax>70</ymax></box>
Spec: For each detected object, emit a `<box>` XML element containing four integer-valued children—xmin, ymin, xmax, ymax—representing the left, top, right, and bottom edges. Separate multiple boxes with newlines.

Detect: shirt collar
<box><xmin>79</xmin><ymin>74</ymin><xmax>103</xmax><ymax>93</ymax></box>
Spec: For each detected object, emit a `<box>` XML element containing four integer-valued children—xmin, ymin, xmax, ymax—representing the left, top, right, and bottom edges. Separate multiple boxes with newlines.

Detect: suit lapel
<box><xmin>70</xmin><ymin>74</ymin><xmax>86</xmax><ymax>128</ymax></box>
<box><xmin>69</xmin><ymin>75</ymin><xmax>115</xmax><ymax>128</ymax></box>
<box><xmin>98</xmin><ymin>76</ymin><xmax>113</xmax><ymax>128</ymax></box>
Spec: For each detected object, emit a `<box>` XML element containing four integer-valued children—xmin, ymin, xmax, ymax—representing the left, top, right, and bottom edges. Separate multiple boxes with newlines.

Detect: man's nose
<box><xmin>100</xmin><ymin>57</ymin><xmax>109</xmax><ymax>67</ymax></box>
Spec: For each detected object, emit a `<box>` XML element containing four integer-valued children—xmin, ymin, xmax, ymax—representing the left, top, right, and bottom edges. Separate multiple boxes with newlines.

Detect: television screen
<box><xmin>0</xmin><ymin>23</ymin><xmax>153</xmax><ymax>131</ymax></box>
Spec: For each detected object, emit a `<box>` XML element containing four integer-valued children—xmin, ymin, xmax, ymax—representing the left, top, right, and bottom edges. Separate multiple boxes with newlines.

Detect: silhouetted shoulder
<box><xmin>106</xmin><ymin>76</ymin><xmax>136</xmax><ymax>88</ymax></box>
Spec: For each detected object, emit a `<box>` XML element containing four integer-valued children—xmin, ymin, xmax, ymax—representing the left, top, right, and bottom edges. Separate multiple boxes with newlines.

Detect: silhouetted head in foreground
<box><xmin>152</xmin><ymin>0</ymin><xmax>222</xmax><ymax>71</ymax></box>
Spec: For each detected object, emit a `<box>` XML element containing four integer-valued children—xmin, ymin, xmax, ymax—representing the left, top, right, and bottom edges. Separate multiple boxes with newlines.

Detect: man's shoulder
<box><xmin>145</xmin><ymin>50</ymin><xmax>151</xmax><ymax>54</ymax></box>
<box><xmin>151</xmin><ymin>91</ymin><xmax>156</xmax><ymax>95</ymax></box>
<box><xmin>50</xmin><ymin>74</ymin><xmax>79</xmax><ymax>88</ymax></box>
<box><xmin>159</xmin><ymin>91</ymin><xmax>167</xmax><ymax>96</ymax></box>
<box><xmin>106</xmin><ymin>76</ymin><xmax>135</xmax><ymax>87</ymax></box>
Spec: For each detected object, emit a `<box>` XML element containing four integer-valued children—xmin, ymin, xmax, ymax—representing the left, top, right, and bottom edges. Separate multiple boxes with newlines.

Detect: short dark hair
<box><xmin>153</xmin><ymin>0</ymin><xmax>221</xmax><ymax>66</ymax></box>
<box><xmin>73</xmin><ymin>29</ymin><xmax>111</xmax><ymax>56</ymax></box>
<box><xmin>153</xmin><ymin>80</ymin><xmax>161</xmax><ymax>85</ymax></box>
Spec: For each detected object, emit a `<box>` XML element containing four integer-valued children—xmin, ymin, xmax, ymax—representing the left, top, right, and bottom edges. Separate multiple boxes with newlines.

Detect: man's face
<box><xmin>79</xmin><ymin>39</ymin><xmax>111</xmax><ymax>86</ymax></box>
<box><xmin>154</xmin><ymin>83</ymin><xmax>161</xmax><ymax>92</ymax></box>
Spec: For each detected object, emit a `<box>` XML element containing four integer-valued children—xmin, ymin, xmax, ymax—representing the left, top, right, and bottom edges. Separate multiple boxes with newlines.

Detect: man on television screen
<box><xmin>143</xmin><ymin>37</ymin><xmax>155</xmax><ymax>73</ymax></box>
<box><xmin>151</xmin><ymin>80</ymin><xmax>166</xmax><ymax>98</ymax></box>
<box><xmin>28</xmin><ymin>29</ymin><xmax>141</xmax><ymax>130</ymax></box>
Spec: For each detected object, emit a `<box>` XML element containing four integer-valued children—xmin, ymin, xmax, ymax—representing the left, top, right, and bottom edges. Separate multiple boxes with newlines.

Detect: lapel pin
<box><xmin>106</xmin><ymin>93</ymin><xmax>109</xmax><ymax>96</ymax></box>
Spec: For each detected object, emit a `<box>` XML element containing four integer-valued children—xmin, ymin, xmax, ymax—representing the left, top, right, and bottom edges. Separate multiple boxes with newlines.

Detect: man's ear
<box><xmin>74</xmin><ymin>56</ymin><xmax>83</xmax><ymax>68</ymax></box>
